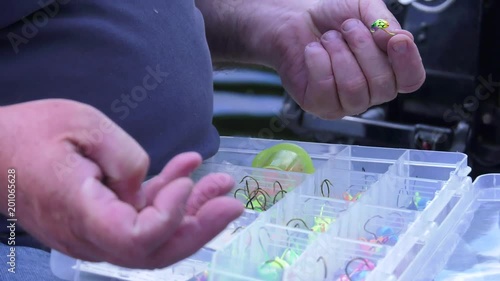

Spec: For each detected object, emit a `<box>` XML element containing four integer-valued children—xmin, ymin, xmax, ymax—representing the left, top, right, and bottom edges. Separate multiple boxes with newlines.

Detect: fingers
<box><xmin>146</xmin><ymin>197</ymin><xmax>244</xmax><ymax>268</ymax></box>
<box><xmin>77</xmin><ymin>176</ymin><xmax>193</xmax><ymax>262</ymax></box>
<box><xmin>360</xmin><ymin>0</ymin><xmax>400</xmax><ymax>26</ymax></box>
<box><xmin>77</xmin><ymin>175</ymin><xmax>242</xmax><ymax>269</ymax></box>
<box><xmin>191</xmin><ymin>197</ymin><xmax>243</xmax><ymax>241</ymax></box>
<box><xmin>67</xmin><ymin>107</ymin><xmax>150</xmax><ymax>209</ymax></box>
<box><xmin>340</xmin><ymin>19</ymin><xmax>397</xmax><ymax>105</ymax></box>
<box><xmin>143</xmin><ymin>152</ymin><xmax>202</xmax><ymax>206</ymax></box>
<box><xmin>320</xmin><ymin>30</ymin><xmax>369</xmax><ymax>115</ymax></box>
<box><xmin>372</xmin><ymin>28</ymin><xmax>414</xmax><ymax>53</ymax></box>
<box><xmin>185</xmin><ymin>173</ymin><xmax>235</xmax><ymax>215</ymax></box>
<box><xmin>303</xmin><ymin>42</ymin><xmax>342</xmax><ymax>119</ymax></box>
<box><xmin>359</xmin><ymin>0</ymin><xmax>402</xmax><ymax>50</ymax></box>
<box><xmin>132</xmin><ymin>177</ymin><xmax>193</xmax><ymax>250</ymax></box>
<box><xmin>387</xmin><ymin>34</ymin><xmax>426</xmax><ymax>93</ymax></box>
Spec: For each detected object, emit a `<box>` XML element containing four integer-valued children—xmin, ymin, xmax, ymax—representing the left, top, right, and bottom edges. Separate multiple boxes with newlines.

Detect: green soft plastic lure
<box><xmin>252</xmin><ymin>143</ymin><xmax>315</xmax><ymax>174</ymax></box>
<box><xmin>258</xmin><ymin>248</ymin><xmax>300</xmax><ymax>280</ymax></box>
<box><xmin>370</xmin><ymin>19</ymin><xmax>395</xmax><ymax>36</ymax></box>
<box><xmin>311</xmin><ymin>205</ymin><xmax>334</xmax><ymax>233</ymax></box>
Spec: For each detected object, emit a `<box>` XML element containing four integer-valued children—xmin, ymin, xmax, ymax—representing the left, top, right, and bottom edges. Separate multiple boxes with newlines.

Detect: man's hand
<box><xmin>0</xmin><ymin>99</ymin><xmax>243</xmax><ymax>269</ymax></box>
<box><xmin>198</xmin><ymin>0</ymin><xmax>425</xmax><ymax>119</ymax></box>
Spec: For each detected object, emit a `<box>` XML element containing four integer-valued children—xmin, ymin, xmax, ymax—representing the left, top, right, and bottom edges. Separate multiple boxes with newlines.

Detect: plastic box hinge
<box><xmin>412</xmin><ymin>233</ymin><xmax>463</xmax><ymax>281</ymax></box>
<box><xmin>416</xmin><ymin>221</ymin><xmax>439</xmax><ymax>243</ymax></box>
<box><xmin>366</xmin><ymin>270</ymin><xmax>398</xmax><ymax>281</ymax></box>
<box><xmin>371</xmin><ymin>233</ymin><xmax>421</xmax><ymax>275</ymax></box>
<box><xmin>393</xmin><ymin>182</ymin><xmax>477</xmax><ymax>280</ymax></box>
<box><xmin>455</xmin><ymin>176</ymin><xmax>473</xmax><ymax>194</ymax></box>
<box><xmin>457</xmin><ymin>166</ymin><xmax>472</xmax><ymax>178</ymax></box>
<box><xmin>73</xmin><ymin>260</ymin><xmax>81</xmax><ymax>281</ymax></box>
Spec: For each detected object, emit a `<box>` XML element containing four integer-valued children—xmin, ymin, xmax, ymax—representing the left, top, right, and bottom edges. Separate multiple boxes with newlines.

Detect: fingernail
<box><xmin>322</xmin><ymin>31</ymin><xmax>340</xmax><ymax>41</ymax></box>
<box><xmin>215</xmin><ymin>173</ymin><xmax>233</xmax><ymax>186</ymax></box>
<box><xmin>342</xmin><ymin>19</ymin><xmax>359</xmax><ymax>32</ymax></box>
<box><xmin>307</xmin><ymin>42</ymin><xmax>321</xmax><ymax>49</ymax></box>
<box><xmin>392</xmin><ymin>40</ymin><xmax>407</xmax><ymax>53</ymax></box>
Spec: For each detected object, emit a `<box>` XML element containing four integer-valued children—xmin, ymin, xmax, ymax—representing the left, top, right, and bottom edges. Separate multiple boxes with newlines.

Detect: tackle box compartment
<box><xmin>49</xmin><ymin>136</ymin><xmax>492</xmax><ymax>281</ymax></box>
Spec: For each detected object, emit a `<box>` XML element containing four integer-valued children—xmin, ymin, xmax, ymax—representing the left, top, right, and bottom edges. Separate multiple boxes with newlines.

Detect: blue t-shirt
<box><xmin>0</xmin><ymin>0</ymin><xmax>220</xmax><ymax>176</ymax></box>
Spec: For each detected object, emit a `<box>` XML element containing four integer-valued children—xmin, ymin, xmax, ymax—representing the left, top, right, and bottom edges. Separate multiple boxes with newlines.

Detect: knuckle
<box><xmin>130</xmin><ymin>149</ymin><xmax>150</xmax><ymax>174</ymax></box>
<box><xmin>300</xmin><ymin>98</ymin><xmax>316</xmax><ymax>114</ymax></box>
<box><xmin>204</xmin><ymin>181</ymin><xmax>221</xmax><ymax>198</ymax></box>
<box><xmin>47</xmin><ymin>99</ymin><xmax>106</xmax><ymax>131</ymax></box>
<box><xmin>302</xmin><ymin>78</ymin><xmax>336</xmax><ymax>113</ymax></box>
<box><xmin>73</xmin><ymin>101</ymin><xmax>107</xmax><ymax>122</ymax></box>
<box><xmin>340</xmin><ymin>77</ymin><xmax>367</xmax><ymax>95</ymax></box>
<box><xmin>348</xmin><ymin>32</ymin><xmax>372</xmax><ymax>50</ymax></box>
<box><xmin>352</xmin><ymin>101</ymin><xmax>370</xmax><ymax>115</ymax></box>
<box><xmin>211</xmin><ymin>173</ymin><xmax>234</xmax><ymax>190</ymax></box>
<box><xmin>316</xmin><ymin>75</ymin><xmax>335</xmax><ymax>86</ymax></box>
<box><xmin>137</xmin><ymin>150</ymin><xmax>150</xmax><ymax>170</ymax></box>
<box><xmin>400</xmin><ymin>73</ymin><xmax>426</xmax><ymax>93</ymax></box>
<box><xmin>369</xmin><ymin>74</ymin><xmax>397</xmax><ymax>101</ymax></box>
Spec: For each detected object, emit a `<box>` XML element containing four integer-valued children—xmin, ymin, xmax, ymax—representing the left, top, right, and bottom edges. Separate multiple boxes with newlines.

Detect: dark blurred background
<box><xmin>212</xmin><ymin>0</ymin><xmax>499</xmax><ymax>179</ymax></box>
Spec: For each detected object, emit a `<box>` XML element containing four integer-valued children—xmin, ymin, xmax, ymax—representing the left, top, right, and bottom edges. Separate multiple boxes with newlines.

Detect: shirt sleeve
<box><xmin>0</xmin><ymin>0</ymin><xmax>55</xmax><ymax>29</ymax></box>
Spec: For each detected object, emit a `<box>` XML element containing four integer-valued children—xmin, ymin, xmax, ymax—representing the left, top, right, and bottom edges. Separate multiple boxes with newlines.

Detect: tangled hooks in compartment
<box><xmin>233</xmin><ymin>176</ymin><xmax>287</xmax><ymax>211</ymax></box>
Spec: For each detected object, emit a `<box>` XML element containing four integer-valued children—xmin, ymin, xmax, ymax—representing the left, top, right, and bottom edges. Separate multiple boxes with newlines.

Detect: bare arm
<box><xmin>196</xmin><ymin>0</ymin><xmax>425</xmax><ymax>120</ymax></box>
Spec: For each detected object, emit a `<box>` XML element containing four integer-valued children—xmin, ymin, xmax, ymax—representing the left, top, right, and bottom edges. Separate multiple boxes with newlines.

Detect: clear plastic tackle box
<box><xmin>50</xmin><ymin>136</ymin><xmax>500</xmax><ymax>281</ymax></box>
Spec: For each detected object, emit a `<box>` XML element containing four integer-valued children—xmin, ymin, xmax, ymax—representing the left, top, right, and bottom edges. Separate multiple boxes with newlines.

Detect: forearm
<box><xmin>195</xmin><ymin>0</ymin><xmax>250</xmax><ymax>64</ymax></box>
<box><xmin>195</xmin><ymin>0</ymin><xmax>304</xmax><ymax>67</ymax></box>
<box><xmin>0</xmin><ymin>106</ymin><xmax>15</xmax><ymax>215</ymax></box>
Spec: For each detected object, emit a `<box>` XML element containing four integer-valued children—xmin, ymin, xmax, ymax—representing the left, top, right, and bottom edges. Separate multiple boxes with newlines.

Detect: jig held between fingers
<box><xmin>370</xmin><ymin>19</ymin><xmax>396</xmax><ymax>36</ymax></box>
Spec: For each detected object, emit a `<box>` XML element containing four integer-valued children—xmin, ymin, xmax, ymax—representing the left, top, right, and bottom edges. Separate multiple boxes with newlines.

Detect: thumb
<box><xmin>66</xmin><ymin>107</ymin><xmax>149</xmax><ymax>209</ymax></box>
<box><xmin>358</xmin><ymin>0</ymin><xmax>414</xmax><ymax>52</ymax></box>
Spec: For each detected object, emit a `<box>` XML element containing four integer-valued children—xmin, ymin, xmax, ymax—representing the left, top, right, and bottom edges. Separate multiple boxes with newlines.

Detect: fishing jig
<box><xmin>343</xmin><ymin>185</ymin><xmax>364</xmax><ymax>202</ymax></box>
<box><xmin>359</xmin><ymin>214</ymin><xmax>401</xmax><ymax>247</ymax></box>
<box><xmin>257</xmin><ymin>227</ymin><xmax>301</xmax><ymax>280</ymax></box>
<box><xmin>370</xmin><ymin>19</ymin><xmax>395</xmax><ymax>36</ymax></box>
<box><xmin>338</xmin><ymin>258</ymin><xmax>376</xmax><ymax>281</ymax></box>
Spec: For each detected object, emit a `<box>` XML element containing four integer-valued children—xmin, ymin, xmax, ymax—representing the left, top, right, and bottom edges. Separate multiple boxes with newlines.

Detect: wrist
<box><xmin>196</xmin><ymin>0</ymin><xmax>254</xmax><ymax>64</ymax></box>
<box><xmin>0</xmin><ymin>106</ymin><xmax>15</xmax><ymax>168</ymax></box>
<box><xmin>197</xmin><ymin>0</ymin><xmax>310</xmax><ymax>69</ymax></box>
<box><xmin>0</xmin><ymin>106</ymin><xmax>14</xmax><ymax>215</ymax></box>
